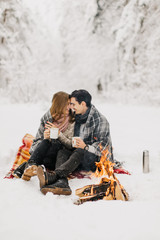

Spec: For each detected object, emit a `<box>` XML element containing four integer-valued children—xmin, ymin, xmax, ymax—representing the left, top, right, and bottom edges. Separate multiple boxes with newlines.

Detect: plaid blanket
<box><xmin>4</xmin><ymin>134</ymin><xmax>34</xmax><ymax>179</ymax></box>
<box><xmin>4</xmin><ymin>133</ymin><xmax>131</xmax><ymax>179</ymax></box>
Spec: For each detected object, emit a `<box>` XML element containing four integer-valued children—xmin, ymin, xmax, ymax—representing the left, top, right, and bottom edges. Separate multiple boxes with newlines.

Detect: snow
<box><xmin>0</xmin><ymin>101</ymin><xmax>160</xmax><ymax>240</ymax></box>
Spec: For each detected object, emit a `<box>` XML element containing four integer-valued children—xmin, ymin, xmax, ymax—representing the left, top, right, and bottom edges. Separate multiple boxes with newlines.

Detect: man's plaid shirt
<box><xmin>78</xmin><ymin>105</ymin><xmax>113</xmax><ymax>160</ymax></box>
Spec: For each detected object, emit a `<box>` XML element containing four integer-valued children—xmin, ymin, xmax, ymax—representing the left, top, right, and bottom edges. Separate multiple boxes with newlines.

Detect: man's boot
<box><xmin>37</xmin><ymin>166</ymin><xmax>58</xmax><ymax>188</ymax></box>
<box><xmin>13</xmin><ymin>162</ymin><xmax>27</xmax><ymax>178</ymax></box>
<box><xmin>40</xmin><ymin>178</ymin><xmax>72</xmax><ymax>196</ymax></box>
<box><xmin>22</xmin><ymin>161</ymin><xmax>38</xmax><ymax>181</ymax></box>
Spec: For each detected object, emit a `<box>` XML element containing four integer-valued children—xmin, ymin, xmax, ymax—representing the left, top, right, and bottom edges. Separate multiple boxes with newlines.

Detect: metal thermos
<box><xmin>143</xmin><ymin>150</ymin><xmax>149</xmax><ymax>173</ymax></box>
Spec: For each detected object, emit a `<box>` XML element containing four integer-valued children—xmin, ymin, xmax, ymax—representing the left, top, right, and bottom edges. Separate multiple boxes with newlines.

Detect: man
<box><xmin>37</xmin><ymin>89</ymin><xmax>113</xmax><ymax>195</ymax></box>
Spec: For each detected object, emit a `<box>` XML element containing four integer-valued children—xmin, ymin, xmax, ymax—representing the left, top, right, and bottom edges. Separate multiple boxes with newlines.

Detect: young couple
<box><xmin>13</xmin><ymin>90</ymin><xmax>113</xmax><ymax>195</ymax></box>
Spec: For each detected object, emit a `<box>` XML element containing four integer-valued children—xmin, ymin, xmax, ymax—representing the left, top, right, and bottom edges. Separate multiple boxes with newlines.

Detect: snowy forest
<box><xmin>0</xmin><ymin>0</ymin><xmax>160</xmax><ymax>104</ymax></box>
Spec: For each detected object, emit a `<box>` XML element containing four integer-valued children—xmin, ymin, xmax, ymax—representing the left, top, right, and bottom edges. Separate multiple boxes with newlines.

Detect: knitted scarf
<box><xmin>53</xmin><ymin>115</ymin><xmax>69</xmax><ymax>133</ymax></box>
<box><xmin>74</xmin><ymin>107</ymin><xmax>91</xmax><ymax>136</ymax></box>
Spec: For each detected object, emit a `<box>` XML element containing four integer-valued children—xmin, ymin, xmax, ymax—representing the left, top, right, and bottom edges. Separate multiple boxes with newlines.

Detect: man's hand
<box><xmin>74</xmin><ymin>138</ymin><xmax>86</xmax><ymax>149</ymax></box>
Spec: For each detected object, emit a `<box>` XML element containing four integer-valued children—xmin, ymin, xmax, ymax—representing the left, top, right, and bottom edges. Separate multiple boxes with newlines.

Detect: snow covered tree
<box><xmin>0</xmin><ymin>1</ymin><xmax>31</xmax><ymax>89</ymax></box>
<box><xmin>114</xmin><ymin>0</ymin><xmax>160</xmax><ymax>104</ymax></box>
<box><xmin>0</xmin><ymin>0</ymin><xmax>55</xmax><ymax>102</ymax></box>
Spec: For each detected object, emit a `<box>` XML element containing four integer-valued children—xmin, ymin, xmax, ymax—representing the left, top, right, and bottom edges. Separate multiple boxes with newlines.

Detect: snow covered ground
<box><xmin>0</xmin><ymin>101</ymin><xmax>160</xmax><ymax>240</ymax></box>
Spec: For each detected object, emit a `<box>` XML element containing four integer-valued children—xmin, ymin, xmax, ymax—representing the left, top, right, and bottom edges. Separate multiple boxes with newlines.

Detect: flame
<box><xmin>94</xmin><ymin>146</ymin><xmax>115</xmax><ymax>178</ymax></box>
<box><xmin>94</xmin><ymin>145</ymin><xmax>129</xmax><ymax>201</ymax></box>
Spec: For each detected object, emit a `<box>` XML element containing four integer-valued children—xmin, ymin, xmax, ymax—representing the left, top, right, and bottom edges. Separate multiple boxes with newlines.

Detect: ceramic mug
<box><xmin>72</xmin><ymin>137</ymin><xmax>81</xmax><ymax>147</ymax></box>
<box><xmin>50</xmin><ymin>127</ymin><xmax>59</xmax><ymax>139</ymax></box>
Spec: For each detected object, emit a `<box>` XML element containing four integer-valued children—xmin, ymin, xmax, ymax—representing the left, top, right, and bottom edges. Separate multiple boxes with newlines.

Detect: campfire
<box><xmin>75</xmin><ymin>147</ymin><xmax>129</xmax><ymax>205</ymax></box>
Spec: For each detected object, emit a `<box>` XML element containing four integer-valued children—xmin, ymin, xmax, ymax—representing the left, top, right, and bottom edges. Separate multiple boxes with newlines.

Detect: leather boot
<box><xmin>13</xmin><ymin>162</ymin><xmax>27</xmax><ymax>178</ymax></box>
<box><xmin>40</xmin><ymin>178</ymin><xmax>72</xmax><ymax>196</ymax></box>
<box><xmin>37</xmin><ymin>166</ymin><xmax>57</xmax><ymax>188</ymax></box>
<box><xmin>22</xmin><ymin>161</ymin><xmax>38</xmax><ymax>181</ymax></box>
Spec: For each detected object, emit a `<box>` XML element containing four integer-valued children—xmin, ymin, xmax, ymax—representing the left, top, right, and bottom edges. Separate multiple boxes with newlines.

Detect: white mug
<box><xmin>50</xmin><ymin>127</ymin><xmax>59</xmax><ymax>139</ymax></box>
<box><xmin>72</xmin><ymin>137</ymin><xmax>81</xmax><ymax>147</ymax></box>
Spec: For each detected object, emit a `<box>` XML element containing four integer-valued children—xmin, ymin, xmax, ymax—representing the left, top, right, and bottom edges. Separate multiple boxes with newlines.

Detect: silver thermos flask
<box><xmin>143</xmin><ymin>150</ymin><xmax>149</xmax><ymax>173</ymax></box>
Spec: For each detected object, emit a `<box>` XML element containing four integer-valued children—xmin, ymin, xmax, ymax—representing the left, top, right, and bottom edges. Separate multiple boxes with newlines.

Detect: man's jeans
<box><xmin>55</xmin><ymin>148</ymin><xmax>98</xmax><ymax>178</ymax></box>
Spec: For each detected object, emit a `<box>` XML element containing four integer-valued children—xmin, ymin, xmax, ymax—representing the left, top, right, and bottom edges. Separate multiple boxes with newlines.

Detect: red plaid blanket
<box><xmin>4</xmin><ymin>134</ymin><xmax>34</xmax><ymax>179</ymax></box>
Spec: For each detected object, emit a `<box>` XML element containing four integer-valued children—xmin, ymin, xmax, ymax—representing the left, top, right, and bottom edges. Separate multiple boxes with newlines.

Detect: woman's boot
<box><xmin>22</xmin><ymin>161</ymin><xmax>38</xmax><ymax>181</ymax></box>
<box><xmin>13</xmin><ymin>162</ymin><xmax>27</xmax><ymax>178</ymax></box>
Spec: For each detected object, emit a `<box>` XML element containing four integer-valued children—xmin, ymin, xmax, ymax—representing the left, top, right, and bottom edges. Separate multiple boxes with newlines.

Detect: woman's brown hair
<box><xmin>50</xmin><ymin>91</ymin><xmax>74</xmax><ymax>122</ymax></box>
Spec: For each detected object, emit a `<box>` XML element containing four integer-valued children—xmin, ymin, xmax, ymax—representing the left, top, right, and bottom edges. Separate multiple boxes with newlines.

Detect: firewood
<box><xmin>121</xmin><ymin>188</ymin><xmax>129</xmax><ymax>201</ymax></box>
<box><xmin>75</xmin><ymin>178</ymin><xmax>129</xmax><ymax>204</ymax></box>
<box><xmin>103</xmin><ymin>194</ymin><xmax>113</xmax><ymax>200</ymax></box>
<box><xmin>75</xmin><ymin>181</ymin><xmax>111</xmax><ymax>197</ymax></box>
<box><xmin>114</xmin><ymin>182</ymin><xmax>125</xmax><ymax>201</ymax></box>
<box><xmin>74</xmin><ymin>192</ymin><xmax>106</xmax><ymax>205</ymax></box>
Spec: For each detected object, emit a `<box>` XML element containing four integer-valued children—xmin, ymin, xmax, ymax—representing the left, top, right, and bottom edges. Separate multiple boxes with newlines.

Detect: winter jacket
<box><xmin>77</xmin><ymin>105</ymin><xmax>113</xmax><ymax>160</ymax></box>
<box><xmin>30</xmin><ymin>110</ymin><xmax>74</xmax><ymax>154</ymax></box>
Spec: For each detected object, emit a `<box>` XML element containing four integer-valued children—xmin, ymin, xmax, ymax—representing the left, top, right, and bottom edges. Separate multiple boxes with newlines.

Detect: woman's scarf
<box><xmin>53</xmin><ymin>115</ymin><xmax>69</xmax><ymax>133</ymax></box>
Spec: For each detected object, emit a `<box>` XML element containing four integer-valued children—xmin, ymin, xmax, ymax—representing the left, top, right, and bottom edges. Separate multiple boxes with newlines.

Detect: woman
<box><xmin>13</xmin><ymin>91</ymin><xmax>74</xmax><ymax>180</ymax></box>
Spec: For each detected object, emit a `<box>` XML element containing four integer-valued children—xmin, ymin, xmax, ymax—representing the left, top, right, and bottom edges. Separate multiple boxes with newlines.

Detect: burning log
<box><xmin>75</xmin><ymin>146</ymin><xmax>129</xmax><ymax>205</ymax></box>
<box><xmin>75</xmin><ymin>179</ymin><xmax>111</xmax><ymax>197</ymax></box>
<box><xmin>75</xmin><ymin>177</ymin><xmax>128</xmax><ymax>205</ymax></box>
